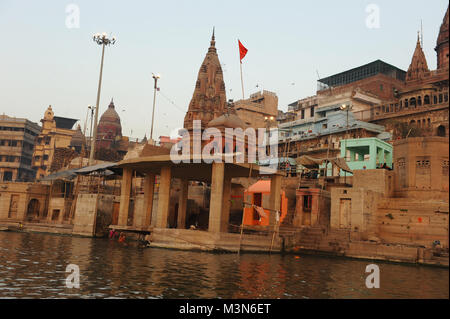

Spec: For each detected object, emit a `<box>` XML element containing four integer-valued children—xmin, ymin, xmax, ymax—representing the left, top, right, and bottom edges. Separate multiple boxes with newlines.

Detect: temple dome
<box><xmin>98</xmin><ymin>99</ymin><xmax>122</xmax><ymax>138</ymax></box>
<box><xmin>207</xmin><ymin>112</ymin><xmax>246</xmax><ymax>129</ymax></box>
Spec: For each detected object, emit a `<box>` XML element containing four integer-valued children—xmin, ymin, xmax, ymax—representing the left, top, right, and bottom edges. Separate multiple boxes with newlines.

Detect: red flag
<box><xmin>238</xmin><ymin>40</ymin><xmax>248</xmax><ymax>62</ymax></box>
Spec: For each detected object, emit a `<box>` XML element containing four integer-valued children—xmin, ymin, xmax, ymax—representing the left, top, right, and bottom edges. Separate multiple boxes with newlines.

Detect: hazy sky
<box><xmin>0</xmin><ymin>0</ymin><xmax>448</xmax><ymax>141</ymax></box>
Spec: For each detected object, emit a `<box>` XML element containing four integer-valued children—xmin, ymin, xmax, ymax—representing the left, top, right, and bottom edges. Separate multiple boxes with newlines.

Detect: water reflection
<box><xmin>0</xmin><ymin>232</ymin><xmax>448</xmax><ymax>299</ymax></box>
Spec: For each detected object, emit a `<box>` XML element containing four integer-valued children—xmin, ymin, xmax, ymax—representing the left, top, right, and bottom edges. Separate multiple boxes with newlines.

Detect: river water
<box><xmin>0</xmin><ymin>231</ymin><xmax>448</xmax><ymax>299</ymax></box>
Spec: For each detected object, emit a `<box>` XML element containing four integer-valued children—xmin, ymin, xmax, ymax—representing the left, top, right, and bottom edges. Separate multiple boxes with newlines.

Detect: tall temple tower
<box><xmin>183</xmin><ymin>29</ymin><xmax>227</xmax><ymax>132</ymax></box>
<box><xmin>406</xmin><ymin>33</ymin><xmax>430</xmax><ymax>82</ymax></box>
<box><xmin>435</xmin><ymin>5</ymin><xmax>449</xmax><ymax>70</ymax></box>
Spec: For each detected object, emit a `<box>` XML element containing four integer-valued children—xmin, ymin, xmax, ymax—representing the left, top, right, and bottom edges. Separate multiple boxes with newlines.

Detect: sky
<box><xmin>0</xmin><ymin>0</ymin><xmax>448</xmax><ymax>141</ymax></box>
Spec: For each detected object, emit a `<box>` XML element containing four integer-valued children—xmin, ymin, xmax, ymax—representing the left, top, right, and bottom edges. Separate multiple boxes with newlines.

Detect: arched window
<box><xmin>437</xmin><ymin>125</ymin><xmax>446</xmax><ymax>137</ymax></box>
<box><xmin>418</xmin><ymin>96</ymin><xmax>422</xmax><ymax>106</ymax></box>
<box><xmin>424</xmin><ymin>95</ymin><xmax>430</xmax><ymax>105</ymax></box>
<box><xmin>434</xmin><ymin>95</ymin><xmax>438</xmax><ymax>104</ymax></box>
<box><xmin>405</xmin><ymin>99</ymin><xmax>409</xmax><ymax>108</ymax></box>
<box><xmin>410</xmin><ymin>98</ymin><xmax>416</xmax><ymax>107</ymax></box>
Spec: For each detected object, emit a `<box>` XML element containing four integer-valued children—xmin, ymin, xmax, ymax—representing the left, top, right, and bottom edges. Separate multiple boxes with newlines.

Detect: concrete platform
<box><xmin>0</xmin><ymin>220</ymin><xmax>73</xmax><ymax>235</ymax></box>
<box><xmin>149</xmin><ymin>228</ymin><xmax>283</xmax><ymax>253</ymax></box>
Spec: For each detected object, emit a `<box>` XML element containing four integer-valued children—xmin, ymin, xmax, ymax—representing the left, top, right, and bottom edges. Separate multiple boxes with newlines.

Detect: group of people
<box><xmin>109</xmin><ymin>229</ymin><xmax>127</xmax><ymax>244</ymax></box>
<box><xmin>108</xmin><ymin>228</ymin><xmax>151</xmax><ymax>248</ymax></box>
<box><xmin>301</xmin><ymin>169</ymin><xmax>318</xmax><ymax>179</ymax></box>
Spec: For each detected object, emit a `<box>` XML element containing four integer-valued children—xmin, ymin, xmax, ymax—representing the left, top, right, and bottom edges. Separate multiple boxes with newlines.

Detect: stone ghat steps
<box><xmin>289</xmin><ymin>231</ymin><xmax>351</xmax><ymax>253</ymax></box>
<box><xmin>377</xmin><ymin>211</ymin><xmax>448</xmax><ymax>225</ymax></box>
<box><xmin>377</xmin><ymin>198</ymin><xmax>448</xmax><ymax>211</ymax></box>
<box><xmin>288</xmin><ymin>227</ymin><xmax>352</xmax><ymax>251</ymax></box>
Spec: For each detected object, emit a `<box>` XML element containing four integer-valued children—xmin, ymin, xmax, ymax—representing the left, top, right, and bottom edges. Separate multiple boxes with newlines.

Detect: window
<box><xmin>3</xmin><ymin>171</ymin><xmax>12</xmax><ymax>181</ymax></box>
<box><xmin>301</xmin><ymin>109</ymin><xmax>305</xmax><ymax>120</ymax></box>
<box><xmin>303</xmin><ymin>195</ymin><xmax>312</xmax><ymax>211</ymax></box>
<box><xmin>424</xmin><ymin>95</ymin><xmax>430</xmax><ymax>105</ymax></box>
<box><xmin>51</xmin><ymin>209</ymin><xmax>60</xmax><ymax>221</ymax></box>
<box><xmin>310</xmin><ymin>107</ymin><xmax>315</xmax><ymax>117</ymax></box>
<box><xmin>443</xmin><ymin>160</ymin><xmax>449</xmax><ymax>176</ymax></box>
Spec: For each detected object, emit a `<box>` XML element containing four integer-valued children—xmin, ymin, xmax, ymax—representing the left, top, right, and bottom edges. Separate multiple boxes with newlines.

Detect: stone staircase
<box><xmin>375</xmin><ymin>197</ymin><xmax>449</xmax><ymax>248</ymax></box>
<box><xmin>280</xmin><ymin>225</ymin><xmax>351</xmax><ymax>255</ymax></box>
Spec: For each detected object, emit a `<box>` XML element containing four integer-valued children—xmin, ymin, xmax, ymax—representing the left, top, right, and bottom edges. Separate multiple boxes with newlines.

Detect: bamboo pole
<box><xmin>269</xmin><ymin>211</ymin><xmax>278</xmax><ymax>253</ymax></box>
<box><xmin>238</xmin><ymin>208</ymin><xmax>245</xmax><ymax>255</ymax></box>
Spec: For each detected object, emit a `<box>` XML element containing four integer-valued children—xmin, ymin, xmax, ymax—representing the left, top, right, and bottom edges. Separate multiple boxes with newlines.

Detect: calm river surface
<box><xmin>0</xmin><ymin>231</ymin><xmax>448</xmax><ymax>299</ymax></box>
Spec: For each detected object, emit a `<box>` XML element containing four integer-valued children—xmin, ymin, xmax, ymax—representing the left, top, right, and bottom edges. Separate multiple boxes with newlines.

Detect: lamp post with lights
<box><xmin>89</xmin><ymin>32</ymin><xmax>116</xmax><ymax>165</ymax></box>
<box><xmin>150</xmin><ymin>73</ymin><xmax>160</xmax><ymax>144</ymax></box>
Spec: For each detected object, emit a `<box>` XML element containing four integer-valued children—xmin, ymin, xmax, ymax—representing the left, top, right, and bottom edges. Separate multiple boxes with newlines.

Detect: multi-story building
<box><xmin>278</xmin><ymin>4</ymin><xmax>449</xmax><ymax>161</ymax></box>
<box><xmin>317</xmin><ymin>59</ymin><xmax>407</xmax><ymax>115</ymax></box>
<box><xmin>277</xmin><ymin>105</ymin><xmax>390</xmax><ymax>164</ymax></box>
<box><xmin>32</xmin><ymin>106</ymin><xmax>78</xmax><ymax>179</ymax></box>
<box><xmin>232</xmin><ymin>90</ymin><xmax>278</xmax><ymax>129</ymax></box>
<box><xmin>353</xmin><ymin>6</ymin><xmax>449</xmax><ymax>139</ymax></box>
<box><xmin>0</xmin><ymin>114</ymin><xmax>40</xmax><ymax>182</ymax></box>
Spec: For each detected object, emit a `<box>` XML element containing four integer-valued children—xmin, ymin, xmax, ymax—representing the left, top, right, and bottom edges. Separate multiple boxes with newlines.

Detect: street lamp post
<box><xmin>88</xmin><ymin>105</ymin><xmax>95</xmax><ymax>148</ymax></box>
<box><xmin>150</xmin><ymin>73</ymin><xmax>161</xmax><ymax>144</ymax></box>
<box><xmin>89</xmin><ymin>32</ymin><xmax>116</xmax><ymax>165</ymax></box>
<box><xmin>83</xmin><ymin>105</ymin><xmax>90</xmax><ymax>138</ymax></box>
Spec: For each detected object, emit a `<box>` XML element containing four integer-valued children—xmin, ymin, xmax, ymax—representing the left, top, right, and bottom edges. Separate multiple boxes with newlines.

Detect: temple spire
<box><xmin>209</xmin><ymin>27</ymin><xmax>216</xmax><ymax>50</ymax></box>
<box><xmin>184</xmin><ymin>30</ymin><xmax>227</xmax><ymax>131</ymax></box>
<box><xmin>406</xmin><ymin>32</ymin><xmax>430</xmax><ymax>82</ymax></box>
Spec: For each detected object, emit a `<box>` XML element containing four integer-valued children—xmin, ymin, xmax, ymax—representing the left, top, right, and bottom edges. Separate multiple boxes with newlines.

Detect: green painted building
<box><xmin>339</xmin><ymin>137</ymin><xmax>393</xmax><ymax>176</ymax></box>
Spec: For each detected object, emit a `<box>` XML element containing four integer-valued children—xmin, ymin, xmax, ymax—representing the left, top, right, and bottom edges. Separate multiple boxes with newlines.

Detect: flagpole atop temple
<box><xmin>238</xmin><ymin>39</ymin><xmax>248</xmax><ymax>100</ymax></box>
<box><xmin>240</xmin><ymin>61</ymin><xmax>245</xmax><ymax>99</ymax></box>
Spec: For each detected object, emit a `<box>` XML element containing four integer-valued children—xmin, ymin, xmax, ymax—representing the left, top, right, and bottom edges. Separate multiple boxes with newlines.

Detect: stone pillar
<box><xmin>269</xmin><ymin>174</ymin><xmax>282</xmax><ymax>227</ymax></box>
<box><xmin>220</xmin><ymin>175</ymin><xmax>232</xmax><ymax>233</ymax></box>
<box><xmin>369</xmin><ymin>144</ymin><xmax>376</xmax><ymax>168</ymax></box>
<box><xmin>177</xmin><ymin>179</ymin><xmax>189</xmax><ymax>229</ymax></box>
<box><xmin>311</xmin><ymin>191</ymin><xmax>319</xmax><ymax>226</ymax></box>
<box><xmin>386</xmin><ymin>149</ymin><xmax>393</xmax><ymax>168</ymax></box>
<box><xmin>118</xmin><ymin>167</ymin><xmax>133</xmax><ymax>226</ymax></box>
<box><xmin>156</xmin><ymin>166</ymin><xmax>171</xmax><ymax>228</ymax></box>
<box><xmin>143</xmin><ymin>173</ymin><xmax>155</xmax><ymax>228</ymax></box>
<box><xmin>208</xmin><ymin>162</ymin><xmax>225</xmax><ymax>233</ymax></box>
